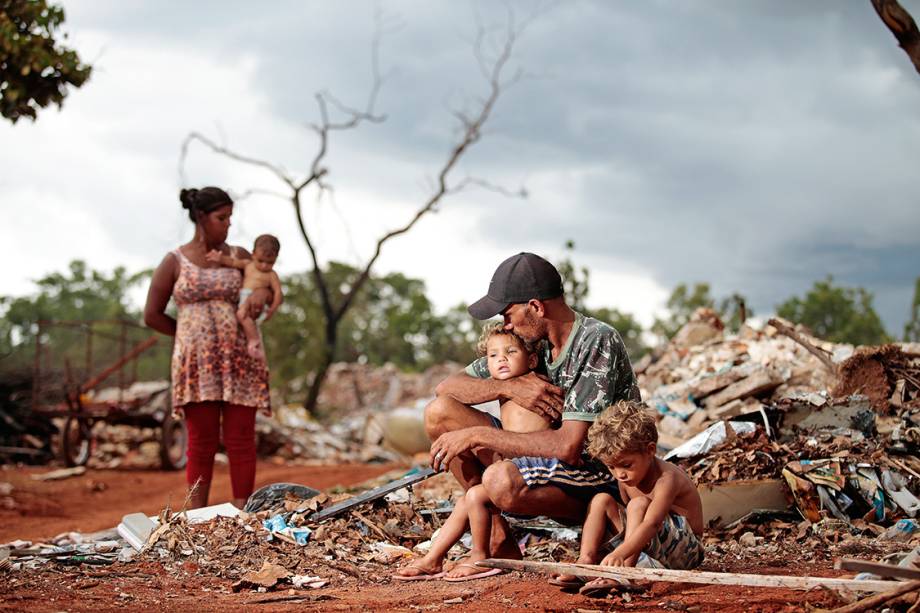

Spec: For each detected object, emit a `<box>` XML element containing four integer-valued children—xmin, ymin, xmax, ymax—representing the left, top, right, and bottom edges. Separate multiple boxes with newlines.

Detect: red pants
<box><xmin>183</xmin><ymin>403</ymin><xmax>257</xmax><ymax>500</ymax></box>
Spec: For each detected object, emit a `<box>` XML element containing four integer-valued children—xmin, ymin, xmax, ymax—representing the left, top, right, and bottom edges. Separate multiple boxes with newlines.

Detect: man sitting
<box><xmin>426</xmin><ymin>252</ymin><xmax>640</xmax><ymax>576</ymax></box>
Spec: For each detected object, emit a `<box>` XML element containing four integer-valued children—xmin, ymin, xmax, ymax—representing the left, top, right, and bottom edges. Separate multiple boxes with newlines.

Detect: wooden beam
<box><xmin>828</xmin><ymin>579</ymin><xmax>920</xmax><ymax>613</ymax></box>
<box><xmin>476</xmin><ymin>559</ymin><xmax>900</xmax><ymax>593</ymax></box>
<box><xmin>767</xmin><ymin>318</ymin><xmax>837</xmax><ymax>373</ymax></box>
<box><xmin>835</xmin><ymin>558</ymin><xmax>920</xmax><ymax>581</ymax></box>
<box><xmin>871</xmin><ymin>0</ymin><xmax>920</xmax><ymax>76</ymax></box>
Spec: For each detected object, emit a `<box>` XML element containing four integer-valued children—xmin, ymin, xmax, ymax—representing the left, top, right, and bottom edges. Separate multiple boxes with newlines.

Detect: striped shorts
<box><xmin>488</xmin><ymin>415</ymin><xmax>621</xmax><ymax>501</ymax></box>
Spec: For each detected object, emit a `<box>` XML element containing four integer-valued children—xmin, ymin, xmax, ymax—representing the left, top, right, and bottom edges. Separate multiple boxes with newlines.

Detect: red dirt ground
<box><xmin>0</xmin><ymin>462</ymin><xmax>850</xmax><ymax>612</ymax></box>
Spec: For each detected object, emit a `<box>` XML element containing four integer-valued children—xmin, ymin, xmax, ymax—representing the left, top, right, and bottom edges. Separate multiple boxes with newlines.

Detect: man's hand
<box><xmin>429</xmin><ymin>429</ymin><xmax>480</xmax><ymax>472</ymax></box>
<box><xmin>503</xmin><ymin>372</ymin><xmax>564</xmax><ymax>422</ymax></box>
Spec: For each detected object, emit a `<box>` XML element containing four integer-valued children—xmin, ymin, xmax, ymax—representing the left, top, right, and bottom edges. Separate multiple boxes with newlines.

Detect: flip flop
<box><xmin>392</xmin><ymin>564</ymin><xmax>445</xmax><ymax>581</ymax></box>
<box><xmin>578</xmin><ymin>577</ymin><xmax>632</xmax><ymax>598</ymax></box>
<box><xmin>442</xmin><ymin>563</ymin><xmax>505</xmax><ymax>582</ymax></box>
<box><xmin>548</xmin><ymin>575</ymin><xmax>586</xmax><ymax>590</ymax></box>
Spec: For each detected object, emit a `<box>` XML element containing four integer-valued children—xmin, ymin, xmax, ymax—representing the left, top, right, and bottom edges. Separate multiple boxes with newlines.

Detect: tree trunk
<box><xmin>871</xmin><ymin>0</ymin><xmax>920</xmax><ymax>75</ymax></box>
<box><xmin>303</xmin><ymin>317</ymin><xmax>338</xmax><ymax>417</ymax></box>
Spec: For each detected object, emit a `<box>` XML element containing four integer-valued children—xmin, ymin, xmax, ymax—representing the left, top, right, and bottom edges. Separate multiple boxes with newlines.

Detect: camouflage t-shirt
<box><xmin>464</xmin><ymin>312</ymin><xmax>640</xmax><ymax>421</ymax></box>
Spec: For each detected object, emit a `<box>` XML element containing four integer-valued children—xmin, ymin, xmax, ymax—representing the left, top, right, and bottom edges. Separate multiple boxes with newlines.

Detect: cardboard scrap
<box><xmin>233</xmin><ymin>559</ymin><xmax>291</xmax><ymax>591</ymax></box>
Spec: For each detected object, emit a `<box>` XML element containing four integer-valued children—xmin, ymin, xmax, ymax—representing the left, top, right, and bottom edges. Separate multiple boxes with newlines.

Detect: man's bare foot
<box><xmin>247</xmin><ymin>339</ymin><xmax>264</xmax><ymax>360</ymax></box>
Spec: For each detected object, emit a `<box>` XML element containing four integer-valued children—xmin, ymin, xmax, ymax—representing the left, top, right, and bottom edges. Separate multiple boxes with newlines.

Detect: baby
<box><xmin>207</xmin><ymin>234</ymin><xmax>283</xmax><ymax>359</ymax></box>
<box><xmin>393</xmin><ymin>322</ymin><xmax>550</xmax><ymax>582</ymax></box>
<box><xmin>553</xmin><ymin>400</ymin><xmax>704</xmax><ymax>597</ymax></box>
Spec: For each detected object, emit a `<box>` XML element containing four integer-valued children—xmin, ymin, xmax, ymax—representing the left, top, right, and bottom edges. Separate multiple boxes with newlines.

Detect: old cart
<box><xmin>31</xmin><ymin>320</ymin><xmax>186</xmax><ymax>470</ymax></box>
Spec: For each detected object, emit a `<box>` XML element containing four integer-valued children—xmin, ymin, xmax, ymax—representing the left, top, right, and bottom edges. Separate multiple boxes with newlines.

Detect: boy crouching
<box><xmin>554</xmin><ymin>400</ymin><xmax>705</xmax><ymax>597</ymax></box>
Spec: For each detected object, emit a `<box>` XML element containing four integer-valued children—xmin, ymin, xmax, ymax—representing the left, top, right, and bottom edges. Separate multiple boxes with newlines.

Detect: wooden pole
<box><xmin>836</xmin><ymin>558</ymin><xmax>920</xmax><ymax>581</ymax></box>
<box><xmin>767</xmin><ymin>318</ymin><xmax>837</xmax><ymax>373</ymax></box>
<box><xmin>476</xmin><ymin>559</ymin><xmax>900</xmax><ymax>593</ymax></box>
<box><xmin>828</xmin><ymin>579</ymin><xmax>920</xmax><ymax>613</ymax></box>
<box><xmin>79</xmin><ymin>335</ymin><xmax>158</xmax><ymax>394</ymax></box>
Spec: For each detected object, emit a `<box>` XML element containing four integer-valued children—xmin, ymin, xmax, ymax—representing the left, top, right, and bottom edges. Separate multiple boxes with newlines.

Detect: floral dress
<box><xmin>170</xmin><ymin>248</ymin><xmax>270</xmax><ymax>410</ymax></box>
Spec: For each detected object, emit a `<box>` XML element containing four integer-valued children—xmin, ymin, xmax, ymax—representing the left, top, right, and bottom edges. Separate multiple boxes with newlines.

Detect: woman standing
<box><xmin>144</xmin><ymin>187</ymin><xmax>270</xmax><ymax>509</ymax></box>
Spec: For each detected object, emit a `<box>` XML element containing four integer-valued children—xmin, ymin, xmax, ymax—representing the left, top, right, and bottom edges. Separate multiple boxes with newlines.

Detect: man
<box><xmin>426</xmin><ymin>252</ymin><xmax>640</xmax><ymax>562</ymax></box>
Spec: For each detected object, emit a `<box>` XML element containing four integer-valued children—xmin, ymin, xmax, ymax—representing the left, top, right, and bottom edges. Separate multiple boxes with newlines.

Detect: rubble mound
<box><xmin>833</xmin><ymin>344</ymin><xmax>920</xmax><ymax>412</ymax></box>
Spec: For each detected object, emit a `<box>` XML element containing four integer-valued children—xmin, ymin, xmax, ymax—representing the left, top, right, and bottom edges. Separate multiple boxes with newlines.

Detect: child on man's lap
<box><xmin>393</xmin><ymin>322</ymin><xmax>550</xmax><ymax>582</ymax></box>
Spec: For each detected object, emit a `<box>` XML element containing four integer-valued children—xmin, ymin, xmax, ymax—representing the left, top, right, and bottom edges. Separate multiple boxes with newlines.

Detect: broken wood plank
<box><xmin>767</xmin><ymin>317</ymin><xmax>837</xmax><ymax>373</ymax></box>
<box><xmin>703</xmin><ymin>367</ymin><xmax>784</xmax><ymax>410</ymax></box>
<box><xmin>828</xmin><ymin>579</ymin><xmax>920</xmax><ymax>613</ymax></box>
<box><xmin>690</xmin><ymin>369</ymin><xmax>746</xmax><ymax>399</ymax></box>
<box><xmin>835</xmin><ymin>558</ymin><xmax>920</xmax><ymax>581</ymax></box>
<box><xmin>476</xmin><ymin>559</ymin><xmax>901</xmax><ymax>593</ymax></box>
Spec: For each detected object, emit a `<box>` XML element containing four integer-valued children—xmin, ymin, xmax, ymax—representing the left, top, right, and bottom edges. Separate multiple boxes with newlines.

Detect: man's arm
<box><xmin>430</xmin><ymin>419</ymin><xmax>589</xmax><ymax>469</ymax></box>
<box><xmin>601</xmin><ymin>476</ymin><xmax>679</xmax><ymax>566</ymax></box>
<box><xmin>436</xmin><ymin>371</ymin><xmax>563</xmax><ymax>421</ymax></box>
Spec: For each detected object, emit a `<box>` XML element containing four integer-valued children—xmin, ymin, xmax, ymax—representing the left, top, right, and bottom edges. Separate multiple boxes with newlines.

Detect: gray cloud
<box><xmin>32</xmin><ymin>0</ymin><xmax>920</xmax><ymax>333</ymax></box>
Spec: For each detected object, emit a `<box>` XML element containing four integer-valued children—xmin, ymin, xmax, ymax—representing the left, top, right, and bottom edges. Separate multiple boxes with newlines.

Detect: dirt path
<box><xmin>0</xmin><ymin>461</ymin><xmax>398</xmax><ymax>542</ymax></box>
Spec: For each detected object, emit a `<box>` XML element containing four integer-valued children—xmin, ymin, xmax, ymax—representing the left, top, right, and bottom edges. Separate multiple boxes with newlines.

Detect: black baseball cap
<box><xmin>467</xmin><ymin>252</ymin><xmax>564</xmax><ymax>320</ymax></box>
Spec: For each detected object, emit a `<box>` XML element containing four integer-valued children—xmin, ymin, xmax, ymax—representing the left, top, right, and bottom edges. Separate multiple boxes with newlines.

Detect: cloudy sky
<box><xmin>2</xmin><ymin>0</ymin><xmax>919</xmax><ymax>334</ymax></box>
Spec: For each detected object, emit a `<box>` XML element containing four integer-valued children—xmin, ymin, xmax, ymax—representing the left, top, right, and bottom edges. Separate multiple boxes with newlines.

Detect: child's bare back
<box><xmin>618</xmin><ymin>457</ymin><xmax>703</xmax><ymax>536</ymax></box>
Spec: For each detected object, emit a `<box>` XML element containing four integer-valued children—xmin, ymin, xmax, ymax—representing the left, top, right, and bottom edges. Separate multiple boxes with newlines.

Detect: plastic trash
<box><xmin>244</xmin><ymin>482</ymin><xmax>321</xmax><ymax>513</ymax></box>
<box><xmin>663</xmin><ymin>421</ymin><xmax>758</xmax><ymax>460</ymax></box>
<box><xmin>879</xmin><ymin>519</ymin><xmax>920</xmax><ymax>542</ymax></box>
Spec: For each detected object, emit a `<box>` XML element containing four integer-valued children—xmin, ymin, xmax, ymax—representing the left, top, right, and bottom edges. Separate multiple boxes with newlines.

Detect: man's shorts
<box><xmin>487</xmin><ymin>415</ymin><xmax>622</xmax><ymax>502</ymax></box>
<box><xmin>606</xmin><ymin>512</ymin><xmax>704</xmax><ymax>570</ymax></box>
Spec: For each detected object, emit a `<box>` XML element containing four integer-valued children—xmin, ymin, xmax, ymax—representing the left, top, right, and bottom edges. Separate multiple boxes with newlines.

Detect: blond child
<box><xmin>207</xmin><ymin>234</ymin><xmax>282</xmax><ymax>359</ymax></box>
<box><xmin>554</xmin><ymin>400</ymin><xmax>704</xmax><ymax>597</ymax></box>
<box><xmin>393</xmin><ymin>323</ymin><xmax>550</xmax><ymax>582</ymax></box>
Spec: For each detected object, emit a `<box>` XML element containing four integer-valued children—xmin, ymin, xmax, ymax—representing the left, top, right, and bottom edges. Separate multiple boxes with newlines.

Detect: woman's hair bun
<box><xmin>179</xmin><ymin>188</ymin><xmax>199</xmax><ymax>210</ymax></box>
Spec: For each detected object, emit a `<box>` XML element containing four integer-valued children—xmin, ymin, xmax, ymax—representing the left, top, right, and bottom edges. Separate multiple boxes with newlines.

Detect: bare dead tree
<box><xmin>180</xmin><ymin>16</ymin><xmax>528</xmax><ymax>416</ymax></box>
<box><xmin>871</xmin><ymin>0</ymin><xmax>920</xmax><ymax>75</ymax></box>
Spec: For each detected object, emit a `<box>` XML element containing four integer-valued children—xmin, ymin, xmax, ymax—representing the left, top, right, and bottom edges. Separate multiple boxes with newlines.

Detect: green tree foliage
<box><xmin>651</xmin><ymin>283</ymin><xmax>755</xmax><ymax>343</ymax></box>
<box><xmin>906</xmin><ymin>277</ymin><xmax>920</xmax><ymax>342</ymax></box>
<box><xmin>651</xmin><ymin>282</ymin><xmax>716</xmax><ymax>341</ymax></box>
<box><xmin>0</xmin><ymin>0</ymin><xmax>91</xmax><ymax>123</ymax></box>
<box><xmin>261</xmin><ymin>262</ymin><xmax>478</xmax><ymax>400</ymax></box>
<box><xmin>776</xmin><ymin>276</ymin><xmax>890</xmax><ymax>345</ymax></box>
<box><xmin>0</xmin><ymin>260</ymin><xmax>169</xmax><ymax>393</ymax></box>
<box><xmin>719</xmin><ymin>293</ymin><xmax>753</xmax><ymax>333</ymax></box>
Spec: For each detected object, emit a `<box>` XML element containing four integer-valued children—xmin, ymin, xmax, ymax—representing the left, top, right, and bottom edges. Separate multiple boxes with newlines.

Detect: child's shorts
<box><xmin>487</xmin><ymin>415</ymin><xmax>622</xmax><ymax>503</ymax></box>
<box><xmin>606</xmin><ymin>512</ymin><xmax>704</xmax><ymax>570</ymax></box>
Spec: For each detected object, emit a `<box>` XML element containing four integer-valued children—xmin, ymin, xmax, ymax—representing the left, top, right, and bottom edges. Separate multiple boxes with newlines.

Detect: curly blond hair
<box><xmin>476</xmin><ymin>321</ymin><xmax>530</xmax><ymax>356</ymax></box>
<box><xmin>587</xmin><ymin>400</ymin><xmax>658</xmax><ymax>461</ymax></box>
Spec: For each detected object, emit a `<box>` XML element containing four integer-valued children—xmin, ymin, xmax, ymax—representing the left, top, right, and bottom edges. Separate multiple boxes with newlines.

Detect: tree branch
<box><xmin>179</xmin><ymin>132</ymin><xmax>296</xmax><ymax>190</ymax></box>
<box><xmin>871</xmin><ymin>0</ymin><xmax>920</xmax><ymax>75</ymax></box>
<box><xmin>334</xmin><ymin>21</ymin><xmax>522</xmax><ymax>322</ymax></box>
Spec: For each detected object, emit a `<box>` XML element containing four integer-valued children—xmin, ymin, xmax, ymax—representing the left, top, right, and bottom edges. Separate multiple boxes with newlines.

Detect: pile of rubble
<box><xmin>1</xmin><ymin>469</ymin><xmax>578</xmax><ymax>594</ymax></box>
<box><xmin>255</xmin><ymin>362</ymin><xmax>461</xmax><ymax>463</ymax></box>
<box><xmin>641</xmin><ymin>309</ymin><xmax>920</xmax><ymax>541</ymax></box>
